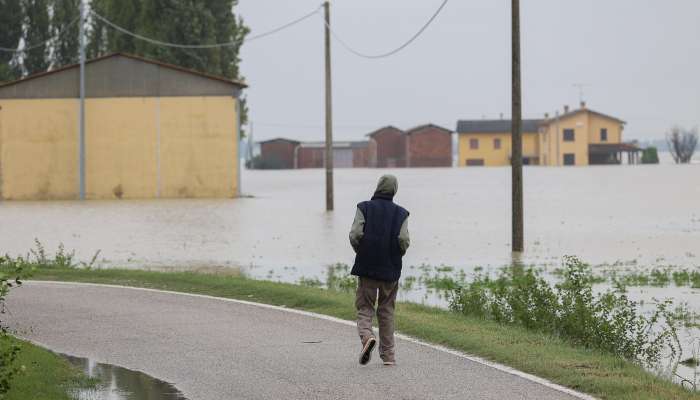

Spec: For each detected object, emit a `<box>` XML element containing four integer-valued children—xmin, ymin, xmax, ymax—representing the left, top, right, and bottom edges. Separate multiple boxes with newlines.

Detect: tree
<box><xmin>0</xmin><ymin>0</ymin><xmax>24</xmax><ymax>81</ymax></box>
<box><xmin>22</xmin><ymin>0</ymin><xmax>51</xmax><ymax>75</ymax></box>
<box><xmin>666</xmin><ymin>126</ymin><xmax>698</xmax><ymax>164</ymax></box>
<box><xmin>86</xmin><ymin>0</ymin><xmax>108</xmax><ymax>58</ymax></box>
<box><xmin>50</xmin><ymin>0</ymin><xmax>80</xmax><ymax>67</ymax></box>
<box><xmin>206</xmin><ymin>0</ymin><xmax>248</xmax><ymax>80</ymax></box>
<box><xmin>90</xmin><ymin>0</ymin><xmax>250</xmax><ymax>130</ymax></box>
<box><xmin>145</xmin><ymin>0</ymin><xmax>218</xmax><ymax>71</ymax></box>
<box><xmin>207</xmin><ymin>0</ymin><xmax>249</xmax><ymax>128</ymax></box>
<box><xmin>641</xmin><ymin>147</ymin><xmax>659</xmax><ymax>164</ymax></box>
<box><xmin>87</xmin><ymin>0</ymin><xmax>141</xmax><ymax>57</ymax></box>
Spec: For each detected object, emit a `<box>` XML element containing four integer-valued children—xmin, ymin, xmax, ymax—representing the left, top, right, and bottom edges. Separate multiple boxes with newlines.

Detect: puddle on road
<box><xmin>63</xmin><ymin>354</ymin><xmax>187</xmax><ymax>400</ymax></box>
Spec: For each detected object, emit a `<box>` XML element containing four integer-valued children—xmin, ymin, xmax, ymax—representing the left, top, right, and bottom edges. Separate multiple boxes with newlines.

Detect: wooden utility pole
<box><xmin>511</xmin><ymin>0</ymin><xmax>524</xmax><ymax>252</ymax></box>
<box><xmin>324</xmin><ymin>0</ymin><xmax>334</xmax><ymax>211</ymax></box>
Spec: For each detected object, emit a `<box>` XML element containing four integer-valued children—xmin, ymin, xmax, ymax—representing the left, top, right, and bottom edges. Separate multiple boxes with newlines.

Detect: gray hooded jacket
<box><xmin>349</xmin><ymin>175</ymin><xmax>410</xmax><ymax>255</ymax></box>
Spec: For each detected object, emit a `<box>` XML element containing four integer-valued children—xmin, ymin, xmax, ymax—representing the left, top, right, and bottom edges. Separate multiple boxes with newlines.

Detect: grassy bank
<box><xmin>3</xmin><ymin>337</ymin><xmax>96</xmax><ymax>399</ymax></box>
<box><xmin>27</xmin><ymin>267</ymin><xmax>699</xmax><ymax>400</ymax></box>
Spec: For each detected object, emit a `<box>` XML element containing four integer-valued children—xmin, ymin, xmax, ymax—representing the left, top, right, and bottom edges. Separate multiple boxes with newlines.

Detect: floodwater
<box><xmin>64</xmin><ymin>354</ymin><xmax>186</xmax><ymax>400</ymax></box>
<box><xmin>1</xmin><ymin>164</ymin><xmax>698</xmax><ymax>272</ymax></box>
<box><xmin>1</xmin><ymin>162</ymin><xmax>699</xmax><ymax>385</ymax></box>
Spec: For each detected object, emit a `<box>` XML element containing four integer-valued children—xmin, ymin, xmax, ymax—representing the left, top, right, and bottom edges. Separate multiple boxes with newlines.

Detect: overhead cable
<box><xmin>323</xmin><ymin>0</ymin><xmax>449</xmax><ymax>59</ymax></box>
<box><xmin>0</xmin><ymin>16</ymin><xmax>80</xmax><ymax>53</ymax></box>
<box><xmin>91</xmin><ymin>5</ymin><xmax>322</xmax><ymax>49</ymax></box>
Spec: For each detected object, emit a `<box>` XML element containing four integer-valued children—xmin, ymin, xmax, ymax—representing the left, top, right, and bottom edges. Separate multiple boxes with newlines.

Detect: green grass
<box><xmin>3</xmin><ymin>337</ymin><xmax>97</xmax><ymax>400</ymax></box>
<box><xmin>26</xmin><ymin>267</ymin><xmax>700</xmax><ymax>400</ymax></box>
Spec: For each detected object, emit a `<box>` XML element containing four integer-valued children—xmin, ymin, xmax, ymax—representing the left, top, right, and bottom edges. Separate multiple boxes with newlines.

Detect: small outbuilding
<box><xmin>406</xmin><ymin>124</ymin><xmax>453</xmax><ymax>167</ymax></box>
<box><xmin>259</xmin><ymin>138</ymin><xmax>300</xmax><ymax>169</ymax></box>
<box><xmin>0</xmin><ymin>53</ymin><xmax>246</xmax><ymax>200</ymax></box>
<box><xmin>367</xmin><ymin>126</ymin><xmax>406</xmax><ymax>168</ymax></box>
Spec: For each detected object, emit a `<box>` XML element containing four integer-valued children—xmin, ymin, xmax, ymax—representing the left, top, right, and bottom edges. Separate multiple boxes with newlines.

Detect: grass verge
<box><xmin>3</xmin><ymin>336</ymin><xmax>97</xmax><ymax>400</ymax></box>
<box><xmin>28</xmin><ymin>267</ymin><xmax>700</xmax><ymax>400</ymax></box>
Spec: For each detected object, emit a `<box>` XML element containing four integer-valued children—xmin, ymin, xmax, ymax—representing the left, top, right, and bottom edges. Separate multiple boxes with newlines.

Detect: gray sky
<box><xmin>237</xmin><ymin>0</ymin><xmax>700</xmax><ymax>142</ymax></box>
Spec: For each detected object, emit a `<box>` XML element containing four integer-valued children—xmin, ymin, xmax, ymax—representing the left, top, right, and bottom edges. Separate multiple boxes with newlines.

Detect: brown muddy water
<box><xmin>1</xmin><ymin>165</ymin><xmax>698</xmax><ymax>271</ymax></box>
<box><xmin>64</xmin><ymin>354</ymin><xmax>186</xmax><ymax>400</ymax></box>
<box><xmin>1</xmin><ymin>164</ymin><xmax>699</xmax><ymax>385</ymax></box>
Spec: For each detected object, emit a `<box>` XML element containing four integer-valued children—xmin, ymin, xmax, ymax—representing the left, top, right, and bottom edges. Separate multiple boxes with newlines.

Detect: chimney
<box><xmin>580</xmin><ymin>101</ymin><xmax>586</xmax><ymax>109</ymax></box>
<box><xmin>563</xmin><ymin>105</ymin><xmax>570</xmax><ymax>113</ymax></box>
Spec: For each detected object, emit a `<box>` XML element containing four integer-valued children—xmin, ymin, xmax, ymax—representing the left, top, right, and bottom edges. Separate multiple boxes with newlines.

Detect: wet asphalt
<box><xmin>6</xmin><ymin>281</ymin><xmax>585</xmax><ymax>400</ymax></box>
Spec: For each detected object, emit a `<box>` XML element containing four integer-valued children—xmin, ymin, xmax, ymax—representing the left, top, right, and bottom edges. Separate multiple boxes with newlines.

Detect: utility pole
<box><xmin>323</xmin><ymin>0</ymin><xmax>334</xmax><ymax>211</ymax></box>
<box><xmin>78</xmin><ymin>0</ymin><xmax>86</xmax><ymax>200</ymax></box>
<box><xmin>511</xmin><ymin>0</ymin><xmax>524</xmax><ymax>252</ymax></box>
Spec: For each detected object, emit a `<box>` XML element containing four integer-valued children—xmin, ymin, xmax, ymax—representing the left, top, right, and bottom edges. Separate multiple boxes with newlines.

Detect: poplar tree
<box><xmin>22</xmin><ymin>0</ymin><xmax>51</xmax><ymax>75</ymax></box>
<box><xmin>88</xmin><ymin>0</ymin><xmax>141</xmax><ymax>56</ymax></box>
<box><xmin>50</xmin><ymin>0</ymin><xmax>80</xmax><ymax>67</ymax></box>
<box><xmin>0</xmin><ymin>0</ymin><xmax>23</xmax><ymax>81</ymax></box>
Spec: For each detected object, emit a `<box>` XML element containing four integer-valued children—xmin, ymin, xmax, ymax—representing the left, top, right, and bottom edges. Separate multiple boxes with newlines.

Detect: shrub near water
<box><xmin>449</xmin><ymin>256</ymin><xmax>682</xmax><ymax>367</ymax></box>
<box><xmin>0</xmin><ymin>254</ymin><xmax>30</xmax><ymax>395</ymax></box>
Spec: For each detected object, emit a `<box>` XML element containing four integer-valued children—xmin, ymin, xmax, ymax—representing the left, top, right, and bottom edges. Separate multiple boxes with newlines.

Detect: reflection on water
<box><xmin>64</xmin><ymin>354</ymin><xmax>186</xmax><ymax>400</ymax></box>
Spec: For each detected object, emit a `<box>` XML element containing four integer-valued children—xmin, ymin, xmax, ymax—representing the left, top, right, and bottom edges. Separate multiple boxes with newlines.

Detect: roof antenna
<box><xmin>572</xmin><ymin>83</ymin><xmax>590</xmax><ymax>104</ymax></box>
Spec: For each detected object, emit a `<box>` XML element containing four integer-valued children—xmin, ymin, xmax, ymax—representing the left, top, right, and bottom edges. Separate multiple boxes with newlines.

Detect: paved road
<box><xmin>6</xmin><ymin>281</ymin><xmax>590</xmax><ymax>400</ymax></box>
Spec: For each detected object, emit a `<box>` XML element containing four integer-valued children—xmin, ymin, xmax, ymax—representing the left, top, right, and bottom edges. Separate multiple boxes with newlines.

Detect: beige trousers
<box><xmin>355</xmin><ymin>276</ymin><xmax>399</xmax><ymax>361</ymax></box>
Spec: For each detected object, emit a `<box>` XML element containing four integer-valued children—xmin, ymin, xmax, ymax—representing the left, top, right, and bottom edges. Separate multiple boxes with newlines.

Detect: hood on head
<box><xmin>374</xmin><ymin>174</ymin><xmax>398</xmax><ymax>197</ymax></box>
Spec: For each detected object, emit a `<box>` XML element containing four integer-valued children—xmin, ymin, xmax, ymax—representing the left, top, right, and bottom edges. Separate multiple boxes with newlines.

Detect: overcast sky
<box><xmin>237</xmin><ymin>0</ymin><xmax>700</xmax><ymax>142</ymax></box>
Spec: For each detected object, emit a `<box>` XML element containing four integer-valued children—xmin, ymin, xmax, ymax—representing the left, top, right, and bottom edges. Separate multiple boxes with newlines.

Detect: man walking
<box><xmin>349</xmin><ymin>174</ymin><xmax>410</xmax><ymax>366</ymax></box>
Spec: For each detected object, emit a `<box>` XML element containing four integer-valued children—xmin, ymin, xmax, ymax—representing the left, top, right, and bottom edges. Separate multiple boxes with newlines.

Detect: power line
<box><xmin>323</xmin><ymin>0</ymin><xmax>449</xmax><ymax>59</ymax></box>
<box><xmin>0</xmin><ymin>16</ymin><xmax>80</xmax><ymax>53</ymax></box>
<box><xmin>90</xmin><ymin>6</ymin><xmax>322</xmax><ymax>49</ymax></box>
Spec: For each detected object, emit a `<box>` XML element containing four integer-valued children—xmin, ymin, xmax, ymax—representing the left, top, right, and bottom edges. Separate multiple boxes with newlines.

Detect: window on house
<box><xmin>494</xmin><ymin>138</ymin><xmax>501</xmax><ymax>149</ymax></box>
<box><xmin>466</xmin><ymin>159</ymin><xmax>485</xmax><ymax>166</ymax></box>
<box><xmin>563</xmin><ymin>153</ymin><xmax>575</xmax><ymax>165</ymax></box>
<box><xmin>600</xmin><ymin>128</ymin><xmax>608</xmax><ymax>142</ymax></box>
<box><xmin>469</xmin><ymin>138</ymin><xmax>479</xmax><ymax>149</ymax></box>
<box><xmin>563</xmin><ymin>129</ymin><xmax>575</xmax><ymax>141</ymax></box>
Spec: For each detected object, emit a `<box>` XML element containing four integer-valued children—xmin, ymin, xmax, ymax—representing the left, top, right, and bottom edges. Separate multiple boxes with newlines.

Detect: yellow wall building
<box><xmin>457</xmin><ymin>103</ymin><xmax>635</xmax><ymax>167</ymax></box>
<box><xmin>0</xmin><ymin>53</ymin><xmax>245</xmax><ymax>200</ymax></box>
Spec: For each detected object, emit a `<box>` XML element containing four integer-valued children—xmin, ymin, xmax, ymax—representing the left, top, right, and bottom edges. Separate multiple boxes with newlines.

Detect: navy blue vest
<box><xmin>351</xmin><ymin>194</ymin><xmax>409</xmax><ymax>282</ymax></box>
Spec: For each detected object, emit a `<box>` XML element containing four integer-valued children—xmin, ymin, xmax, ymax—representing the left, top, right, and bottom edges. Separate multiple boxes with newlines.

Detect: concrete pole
<box><xmin>78</xmin><ymin>0</ymin><xmax>86</xmax><ymax>200</ymax></box>
<box><xmin>555</xmin><ymin>111</ymin><xmax>560</xmax><ymax>166</ymax></box>
<box><xmin>511</xmin><ymin>0</ymin><xmax>524</xmax><ymax>252</ymax></box>
<box><xmin>236</xmin><ymin>98</ymin><xmax>242</xmax><ymax>196</ymax></box>
<box><xmin>324</xmin><ymin>1</ymin><xmax>334</xmax><ymax>211</ymax></box>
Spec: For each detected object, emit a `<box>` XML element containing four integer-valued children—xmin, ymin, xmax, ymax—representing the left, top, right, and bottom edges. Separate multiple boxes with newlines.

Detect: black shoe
<box><xmin>359</xmin><ymin>337</ymin><xmax>376</xmax><ymax>365</ymax></box>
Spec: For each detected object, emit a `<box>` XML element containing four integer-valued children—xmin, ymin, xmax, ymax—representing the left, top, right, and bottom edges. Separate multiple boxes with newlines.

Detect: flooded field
<box><xmin>1</xmin><ymin>164</ymin><xmax>697</xmax><ymax>271</ymax></box>
<box><xmin>1</xmin><ymin>163</ymin><xmax>699</xmax><ymax>385</ymax></box>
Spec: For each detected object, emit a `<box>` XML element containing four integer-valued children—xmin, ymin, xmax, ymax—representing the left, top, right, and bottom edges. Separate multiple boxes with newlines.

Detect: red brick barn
<box><xmin>406</xmin><ymin>124</ymin><xmax>453</xmax><ymax>167</ymax></box>
<box><xmin>367</xmin><ymin>126</ymin><xmax>406</xmax><ymax>168</ymax></box>
<box><xmin>351</xmin><ymin>141</ymin><xmax>370</xmax><ymax>168</ymax></box>
<box><xmin>259</xmin><ymin>138</ymin><xmax>299</xmax><ymax>169</ymax></box>
<box><xmin>295</xmin><ymin>143</ymin><xmax>325</xmax><ymax>168</ymax></box>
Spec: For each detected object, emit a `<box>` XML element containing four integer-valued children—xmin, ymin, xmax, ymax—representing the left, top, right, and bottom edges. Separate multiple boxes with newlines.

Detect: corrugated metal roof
<box><xmin>0</xmin><ymin>53</ymin><xmax>247</xmax><ymax>90</ymax></box>
<box><xmin>589</xmin><ymin>143</ymin><xmax>641</xmax><ymax>153</ymax></box>
<box><xmin>456</xmin><ymin>119</ymin><xmax>543</xmax><ymax>134</ymax></box>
